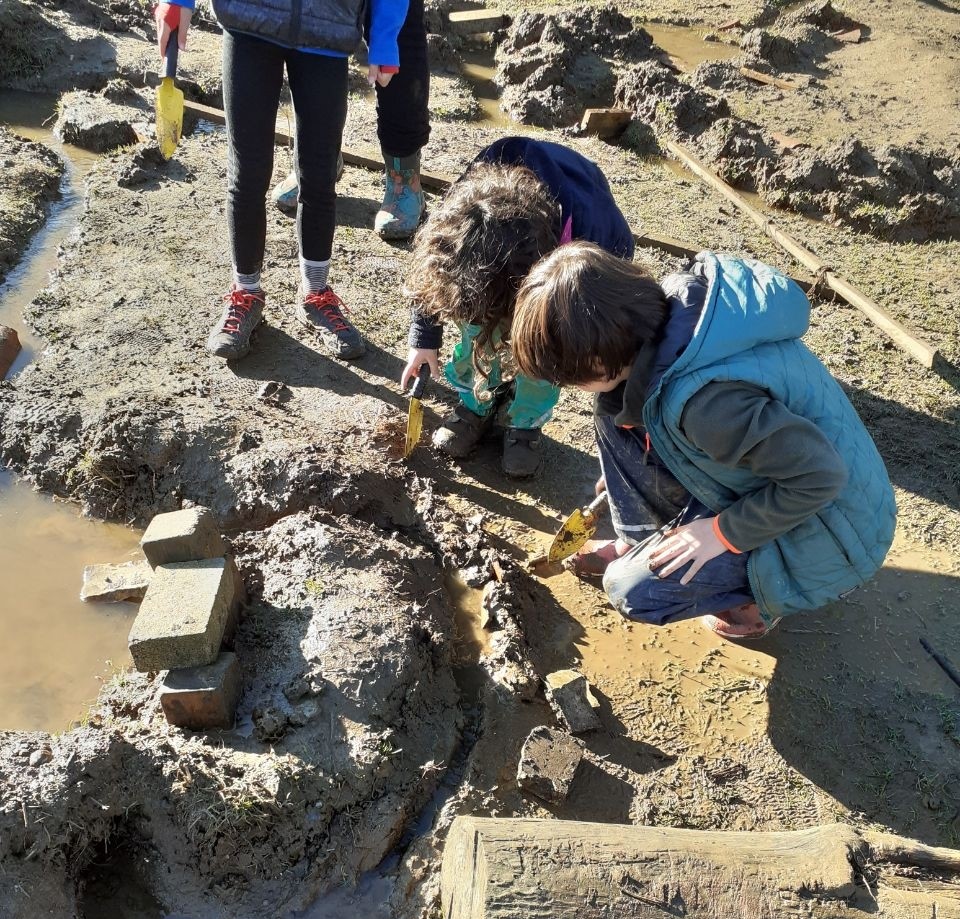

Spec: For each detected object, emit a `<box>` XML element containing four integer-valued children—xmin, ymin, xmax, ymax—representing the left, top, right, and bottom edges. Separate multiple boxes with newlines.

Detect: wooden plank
<box><xmin>771</xmin><ymin>131</ymin><xmax>810</xmax><ymax>150</ymax></box>
<box><xmin>182</xmin><ymin>100</ymin><xmax>455</xmax><ymax>191</ymax></box>
<box><xmin>447</xmin><ymin>9</ymin><xmax>507</xmax><ymax>34</ymax></box>
<box><xmin>441</xmin><ymin>817</ymin><xmax>960</xmax><ymax>919</ymax></box>
<box><xmin>739</xmin><ymin>66</ymin><xmax>804</xmax><ymax>91</ymax></box>
<box><xmin>718</xmin><ymin>18</ymin><xmax>742</xmax><ymax>29</ymax></box>
<box><xmin>665</xmin><ymin>138</ymin><xmax>941</xmax><ymax>369</ymax></box>
<box><xmin>832</xmin><ymin>27</ymin><xmax>862</xmax><ymax>43</ymax></box>
<box><xmin>579</xmin><ymin>107</ymin><xmax>632</xmax><ymax>140</ymax></box>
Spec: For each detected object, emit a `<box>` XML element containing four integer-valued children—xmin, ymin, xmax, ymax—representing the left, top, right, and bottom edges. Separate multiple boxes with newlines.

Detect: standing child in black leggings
<box><xmin>155</xmin><ymin>0</ymin><xmax>408</xmax><ymax>361</ymax></box>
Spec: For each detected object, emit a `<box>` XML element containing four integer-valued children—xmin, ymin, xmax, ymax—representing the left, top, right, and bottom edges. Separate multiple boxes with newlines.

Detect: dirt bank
<box><xmin>1</xmin><ymin>0</ymin><xmax>960</xmax><ymax>915</ymax></box>
<box><xmin>0</xmin><ymin>127</ymin><xmax>62</xmax><ymax>284</ymax></box>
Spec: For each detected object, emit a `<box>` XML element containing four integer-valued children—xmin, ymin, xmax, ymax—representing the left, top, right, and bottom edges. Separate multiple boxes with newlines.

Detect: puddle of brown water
<box><xmin>0</xmin><ymin>471</ymin><xmax>143</xmax><ymax>731</ymax></box>
<box><xmin>459</xmin><ymin>45</ymin><xmax>515</xmax><ymax>127</ymax></box>
<box><xmin>645</xmin><ymin>23</ymin><xmax>741</xmax><ymax>72</ymax></box>
<box><xmin>0</xmin><ymin>89</ymin><xmax>99</xmax><ymax>374</ymax></box>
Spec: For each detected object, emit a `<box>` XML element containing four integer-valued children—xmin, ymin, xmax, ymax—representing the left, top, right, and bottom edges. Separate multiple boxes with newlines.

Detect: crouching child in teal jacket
<box><xmin>511</xmin><ymin>242</ymin><xmax>896</xmax><ymax>640</ymax></box>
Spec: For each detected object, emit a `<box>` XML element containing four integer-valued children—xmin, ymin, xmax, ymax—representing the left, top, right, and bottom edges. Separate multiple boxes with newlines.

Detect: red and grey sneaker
<box><xmin>295</xmin><ymin>286</ymin><xmax>366</xmax><ymax>360</ymax></box>
<box><xmin>206</xmin><ymin>285</ymin><xmax>265</xmax><ymax>360</ymax></box>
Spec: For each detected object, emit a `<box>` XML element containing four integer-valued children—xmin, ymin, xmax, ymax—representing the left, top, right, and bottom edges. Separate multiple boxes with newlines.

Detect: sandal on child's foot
<box><xmin>702</xmin><ymin>603</ymin><xmax>781</xmax><ymax>640</ymax></box>
<box><xmin>564</xmin><ymin>539</ymin><xmax>630</xmax><ymax>579</ymax></box>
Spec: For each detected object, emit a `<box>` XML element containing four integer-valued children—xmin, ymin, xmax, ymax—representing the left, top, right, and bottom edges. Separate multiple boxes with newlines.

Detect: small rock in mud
<box><xmin>81</xmin><ymin>558</ymin><xmax>153</xmax><ymax>602</ymax></box>
<box><xmin>495</xmin><ymin>4</ymin><xmax>655</xmax><ymax>128</ymax></box>
<box><xmin>545</xmin><ymin>669</ymin><xmax>602</xmax><ymax>734</ymax></box>
<box><xmin>0</xmin><ymin>325</ymin><xmax>22</xmax><ymax>379</ymax></box>
<box><xmin>28</xmin><ymin>745</ymin><xmax>53</xmax><ymax>767</ymax></box>
<box><xmin>517</xmin><ymin>725</ymin><xmax>585</xmax><ymax>804</ymax></box>
<box><xmin>55</xmin><ymin>89</ymin><xmax>146</xmax><ymax>153</ymax></box>
<box><xmin>256</xmin><ymin>380</ymin><xmax>292</xmax><ymax>404</ymax></box>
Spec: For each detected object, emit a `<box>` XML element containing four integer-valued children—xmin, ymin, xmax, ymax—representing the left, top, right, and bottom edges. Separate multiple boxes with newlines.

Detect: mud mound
<box><xmin>0</xmin><ymin>128</ymin><xmax>63</xmax><ymax>284</ymax></box>
<box><xmin>55</xmin><ymin>88</ymin><xmax>150</xmax><ymax>152</ymax></box>
<box><xmin>760</xmin><ymin>139</ymin><xmax>960</xmax><ymax>237</ymax></box>
<box><xmin>494</xmin><ymin>4</ymin><xmax>654</xmax><ymax>128</ymax></box>
<box><xmin>615</xmin><ymin>60</ymin><xmax>730</xmax><ymax>140</ymax></box>
<box><xmin>0</xmin><ymin>511</ymin><xmax>460</xmax><ymax>917</ymax></box>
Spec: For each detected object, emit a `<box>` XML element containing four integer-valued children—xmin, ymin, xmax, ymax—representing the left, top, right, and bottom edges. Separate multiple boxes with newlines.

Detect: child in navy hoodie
<box><xmin>155</xmin><ymin>0</ymin><xmax>408</xmax><ymax>362</ymax></box>
<box><xmin>402</xmin><ymin>137</ymin><xmax>634</xmax><ymax>478</ymax></box>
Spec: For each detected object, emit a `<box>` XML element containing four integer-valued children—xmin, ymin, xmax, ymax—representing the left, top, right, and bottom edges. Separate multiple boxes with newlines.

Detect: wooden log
<box><xmin>580</xmin><ymin>108</ymin><xmax>632</xmax><ymax>140</ymax></box>
<box><xmin>182</xmin><ymin>100</ymin><xmax>457</xmax><ymax>192</ymax></box>
<box><xmin>441</xmin><ymin>817</ymin><xmax>960</xmax><ymax>919</ymax></box>
<box><xmin>447</xmin><ymin>9</ymin><xmax>507</xmax><ymax>34</ymax></box>
<box><xmin>738</xmin><ymin>66</ymin><xmax>805</xmax><ymax>91</ymax></box>
<box><xmin>664</xmin><ymin>138</ymin><xmax>941</xmax><ymax>369</ymax></box>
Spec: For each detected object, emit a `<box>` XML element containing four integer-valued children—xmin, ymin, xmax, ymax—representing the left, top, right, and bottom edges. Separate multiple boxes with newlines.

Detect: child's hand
<box><xmin>401</xmin><ymin>348</ymin><xmax>440</xmax><ymax>389</ymax></box>
<box><xmin>368</xmin><ymin>65</ymin><xmax>396</xmax><ymax>87</ymax></box>
<box><xmin>648</xmin><ymin>517</ymin><xmax>728</xmax><ymax>584</ymax></box>
<box><xmin>154</xmin><ymin>2</ymin><xmax>191</xmax><ymax>56</ymax></box>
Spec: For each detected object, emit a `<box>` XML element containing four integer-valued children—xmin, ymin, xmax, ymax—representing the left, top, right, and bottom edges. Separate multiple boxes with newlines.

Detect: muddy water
<box><xmin>645</xmin><ymin>24</ymin><xmax>741</xmax><ymax>72</ymax></box>
<box><xmin>0</xmin><ymin>89</ymin><xmax>99</xmax><ymax>373</ymax></box>
<box><xmin>459</xmin><ymin>45</ymin><xmax>513</xmax><ymax>127</ymax></box>
<box><xmin>0</xmin><ymin>90</ymin><xmax>143</xmax><ymax>733</ymax></box>
<box><xmin>0</xmin><ymin>471</ymin><xmax>142</xmax><ymax>731</ymax></box>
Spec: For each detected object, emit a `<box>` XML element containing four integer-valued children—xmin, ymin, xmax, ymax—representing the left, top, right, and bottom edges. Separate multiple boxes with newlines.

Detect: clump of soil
<box><xmin>0</xmin><ymin>127</ymin><xmax>63</xmax><ymax>284</ymax></box>
<box><xmin>55</xmin><ymin>88</ymin><xmax>150</xmax><ymax>152</ymax></box>
<box><xmin>0</xmin><ymin>510</ymin><xmax>462</xmax><ymax>917</ymax></box>
<box><xmin>494</xmin><ymin>4</ymin><xmax>655</xmax><ymax>128</ymax></box>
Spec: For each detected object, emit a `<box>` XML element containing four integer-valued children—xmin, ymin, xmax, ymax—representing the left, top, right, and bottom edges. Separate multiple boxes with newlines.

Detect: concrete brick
<box><xmin>544</xmin><ymin>669</ymin><xmax>602</xmax><ymax>734</ymax></box>
<box><xmin>140</xmin><ymin>506</ymin><xmax>225</xmax><ymax>569</ymax></box>
<box><xmin>0</xmin><ymin>325</ymin><xmax>21</xmax><ymax>379</ymax></box>
<box><xmin>80</xmin><ymin>560</ymin><xmax>152</xmax><ymax>602</ymax></box>
<box><xmin>517</xmin><ymin>725</ymin><xmax>585</xmax><ymax>804</ymax></box>
<box><xmin>160</xmin><ymin>652</ymin><xmax>241</xmax><ymax>730</ymax></box>
<box><xmin>128</xmin><ymin>558</ymin><xmax>237</xmax><ymax>671</ymax></box>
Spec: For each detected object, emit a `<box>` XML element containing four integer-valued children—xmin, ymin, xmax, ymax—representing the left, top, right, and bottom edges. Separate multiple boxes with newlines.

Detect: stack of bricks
<box><xmin>128</xmin><ymin>507</ymin><xmax>244</xmax><ymax>731</ymax></box>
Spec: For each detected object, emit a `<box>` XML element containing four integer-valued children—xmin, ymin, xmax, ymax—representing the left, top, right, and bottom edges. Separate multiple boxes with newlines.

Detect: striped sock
<box><xmin>299</xmin><ymin>257</ymin><xmax>330</xmax><ymax>294</ymax></box>
<box><xmin>233</xmin><ymin>269</ymin><xmax>262</xmax><ymax>292</ymax></box>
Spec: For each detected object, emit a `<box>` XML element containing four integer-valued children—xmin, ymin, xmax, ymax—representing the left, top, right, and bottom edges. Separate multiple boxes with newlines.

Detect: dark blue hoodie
<box><xmin>409</xmin><ymin>137</ymin><xmax>635</xmax><ymax>349</ymax></box>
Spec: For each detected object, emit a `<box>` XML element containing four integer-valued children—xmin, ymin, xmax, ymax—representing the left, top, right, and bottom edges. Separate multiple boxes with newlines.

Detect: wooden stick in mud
<box><xmin>442</xmin><ymin>817</ymin><xmax>960</xmax><ymax>919</ymax></box>
<box><xmin>738</xmin><ymin>66</ymin><xmax>804</xmax><ymax>91</ymax></box>
<box><xmin>665</xmin><ymin>138</ymin><xmax>942</xmax><ymax>369</ymax></box>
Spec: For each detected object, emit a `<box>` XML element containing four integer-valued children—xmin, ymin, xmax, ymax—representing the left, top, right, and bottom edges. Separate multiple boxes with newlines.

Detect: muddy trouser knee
<box><xmin>444</xmin><ymin>323</ymin><xmax>560</xmax><ymax>427</ymax></box>
<box><xmin>602</xmin><ymin>498</ymin><xmax>755</xmax><ymax>625</ymax></box>
<box><xmin>596</xmin><ymin>413</ymin><xmax>690</xmax><ymax>545</ymax></box>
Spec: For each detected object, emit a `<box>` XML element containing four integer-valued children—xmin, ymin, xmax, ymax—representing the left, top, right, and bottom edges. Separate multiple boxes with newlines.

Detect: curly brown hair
<box><xmin>403</xmin><ymin>162</ymin><xmax>560</xmax><ymax>375</ymax></box>
<box><xmin>512</xmin><ymin>242</ymin><xmax>669</xmax><ymax>386</ymax></box>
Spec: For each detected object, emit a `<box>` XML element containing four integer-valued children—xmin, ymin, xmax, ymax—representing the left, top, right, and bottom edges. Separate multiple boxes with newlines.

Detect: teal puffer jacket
<box><xmin>643</xmin><ymin>252</ymin><xmax>896</xmax><ymax>621</ymax></box>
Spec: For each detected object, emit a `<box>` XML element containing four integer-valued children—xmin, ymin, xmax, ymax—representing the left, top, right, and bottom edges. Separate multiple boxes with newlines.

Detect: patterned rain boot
<box><xmin>374</xmin><ymin>150</ymin><xmax>425</xmax><ymax>240</ymax></box>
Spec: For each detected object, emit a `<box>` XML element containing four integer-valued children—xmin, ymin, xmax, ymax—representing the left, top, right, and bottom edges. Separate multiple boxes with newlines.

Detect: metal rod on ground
<box><xmin>664</xmin><ymin>138</ymin><xmax>941</xmax><ymax>370</ymax></box>
<box><xmin>919</xmin><ymin>636</ymin><xmax>960</xmax><ymax>691</ymax></box>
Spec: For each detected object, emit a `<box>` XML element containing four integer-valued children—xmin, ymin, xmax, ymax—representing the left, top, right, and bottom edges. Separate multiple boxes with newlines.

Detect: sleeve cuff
<box><xmin>712</xmin><ymin>516</ymin><xmax>742</xmax><ymax>554</ymax></box>
<box><xmin>166</xmin><ymin>0</ymin><xmax>196</xmax><ymax>9</ymax></box>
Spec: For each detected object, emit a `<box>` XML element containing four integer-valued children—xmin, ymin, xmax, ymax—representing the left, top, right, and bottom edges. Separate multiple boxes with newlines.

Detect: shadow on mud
<box><xmin>846</xmin><ymin>382</ymin><xmax>960</xmax><ymax>512</ymax></box>
<box><xmin>765</xmin><ymin>559</ymin><xmax>960</xmax><ymax>847</ymax></box>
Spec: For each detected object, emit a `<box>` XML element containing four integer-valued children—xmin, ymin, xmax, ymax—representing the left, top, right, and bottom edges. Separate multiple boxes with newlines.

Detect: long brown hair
<box><xmin>512</xmin><ymin>242</ymin><xmax>669</xmax><ymax>386</ymax></box>
<box><xmin>404</xmin><ymin>162</ymin><xmax>560</xmax><ymax>377</ymax></box>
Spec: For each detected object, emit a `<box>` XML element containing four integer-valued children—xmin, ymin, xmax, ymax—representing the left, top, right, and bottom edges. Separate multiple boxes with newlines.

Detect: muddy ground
<box><xmin>1</xmin><ymin>0</ymin><xmax>959</xmax><ymax>915</ymax></box>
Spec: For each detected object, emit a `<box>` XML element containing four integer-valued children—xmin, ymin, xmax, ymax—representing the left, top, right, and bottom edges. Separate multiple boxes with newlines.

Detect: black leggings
<box><xmin>369</xmin><ymin>0</ymin><xmax>430</xmax><ymax>157</ymax></box>
<box><xmin>223</xmin><ymin>29</ymin><xmax>347</xmax><ymax>273</ymax></box>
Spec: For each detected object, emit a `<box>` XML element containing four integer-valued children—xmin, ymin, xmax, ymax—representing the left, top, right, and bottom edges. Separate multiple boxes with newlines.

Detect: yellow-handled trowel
<box><xmin>155</xmin><ymin>28</ymin><xmax>184</xmax><ymax>160</ymax></box>
<box><xmin>403</xmin><ymin>364</ymin><xmax>431</xmax><ymax>458</ymax></box>
<box><xmin>547</xmin><ymin>491</ymin><xmax>609</xmax><ymax>563</ymax></box>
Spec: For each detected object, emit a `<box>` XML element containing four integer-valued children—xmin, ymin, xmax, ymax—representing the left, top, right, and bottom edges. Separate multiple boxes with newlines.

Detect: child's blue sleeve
<box><xmin>167</xmin><ymin>0</ymin><xmax>196</xmax><ymax>9</ymax></box>
<box><xmin>367</xmin><ymin>0</ymin><xmax>409</xmax><ymax>66</ymax></box>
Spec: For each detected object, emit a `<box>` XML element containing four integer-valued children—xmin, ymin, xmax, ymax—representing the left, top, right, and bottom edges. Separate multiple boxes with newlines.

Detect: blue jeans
<box><xmin>596</xmin><ymin>415</ymin><xmax>755</xmax><ymax>624</ymax></box>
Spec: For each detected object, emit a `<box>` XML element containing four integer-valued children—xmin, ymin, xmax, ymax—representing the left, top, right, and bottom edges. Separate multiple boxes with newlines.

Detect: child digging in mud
<box><xmin>155</xmin><ymin>0</ymin><xmax>408</xmax><ymax>362</ymax></box>
<box><xmin>511</xmin><ymin>242</ymin><xmax>897</xmax><ymax>639</ymax></box>
<box><xmin>401</xmin><ymin>137</ymin><xmax>634</xmax><ymax>478</ymax></box>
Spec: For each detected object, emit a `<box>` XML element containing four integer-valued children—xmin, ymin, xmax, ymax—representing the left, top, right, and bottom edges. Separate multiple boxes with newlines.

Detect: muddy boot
<box><xmin>206</xmin><ymin>285</ymin><xmax>265</xmax><ymax>360</ymax></box>
<box><xmin>295</xmin><ymin>285</ymin><xmax>366</xmax><ymax>360</ymax></box>
<box><xmin>271</xmin><ymin>152</ymin><xmax>344</xmax><ymax>215</ymax></box>
<box><xmin>375</xmin><ymin>151</ymin><xmax>425</xmax><ymax>240</ymax></box>
<box><xmin>432</xmin><ymin>403</ymin><xmax>496</xmax><ymax>458</ymax></box>
<box><xmin>502</xmin><ymin>427</ymin><xmax>544</xmax><ymax>478</ymax></box>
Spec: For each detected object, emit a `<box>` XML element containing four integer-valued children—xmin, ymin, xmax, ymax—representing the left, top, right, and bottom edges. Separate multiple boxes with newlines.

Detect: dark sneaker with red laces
<box><xmin>206</xmin><ymin>285</ymin><xmax>265</xmax><ymax>359</ymax></box>
<box><xmin>295</xmin><ymin>286</ymin><xmax>366</xmax><ymax>359</ymax></box>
